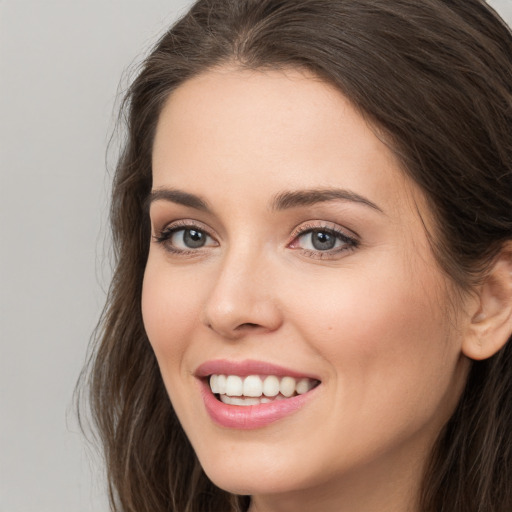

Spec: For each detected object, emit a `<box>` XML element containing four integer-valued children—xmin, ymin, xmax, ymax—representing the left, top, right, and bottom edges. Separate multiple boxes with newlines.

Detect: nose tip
<box><xmin>201</xmin><ymin>266</ymin><xmax>283</xmax><ymax>340</ymax></box>
<box><xmin>203</xmin><ymin>302</ymin><xmax>282</xmax><ymax>340</ymax></box>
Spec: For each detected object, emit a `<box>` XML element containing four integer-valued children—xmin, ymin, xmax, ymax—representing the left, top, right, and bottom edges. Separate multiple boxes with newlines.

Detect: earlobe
<box><xmin>462</xmin><ymin>246</ymin><xmax>512</xmax><ymax>361</ymax></box>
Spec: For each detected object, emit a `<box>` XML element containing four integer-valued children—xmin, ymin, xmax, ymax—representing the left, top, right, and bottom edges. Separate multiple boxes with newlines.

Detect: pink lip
<box><xmin>195</xmin><ymin>359</ymin><xmax>321</xmax><ymax>430</ymax></box>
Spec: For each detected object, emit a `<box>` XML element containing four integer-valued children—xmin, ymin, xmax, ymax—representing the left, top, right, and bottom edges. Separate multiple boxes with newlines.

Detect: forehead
<box><xmin>151</xmin><ymin>67</ymin><xmax>422</xmax><ymax>218</ymax></box>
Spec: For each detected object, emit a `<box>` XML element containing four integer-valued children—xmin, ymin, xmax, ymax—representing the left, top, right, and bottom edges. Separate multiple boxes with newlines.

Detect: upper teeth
<box><xmin>209</xmin><ymin>374</ymin><xmax>316</xmax><ymax>398</ymax></box>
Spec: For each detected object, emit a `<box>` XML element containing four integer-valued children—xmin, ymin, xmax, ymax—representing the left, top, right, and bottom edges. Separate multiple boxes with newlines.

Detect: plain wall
<box><xmin>1</xmin><ymin>1</ymin><xmax>511</xmax><ymax>511</ymax></box>
<box><xmin>0</xmin><ymin>2</ymin><xmax>194</xmax><ymax>511</ymax></box>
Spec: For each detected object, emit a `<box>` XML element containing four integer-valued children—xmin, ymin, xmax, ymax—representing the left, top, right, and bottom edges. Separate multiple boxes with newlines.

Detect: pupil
<box><xmin>312</xmin><ymin>230</ymin><xmax>335</xmax><ymax>250</ymax></box>
<box><xmin>184</xmin><ymin>229</ymin><xmax>205</xmax><ymax>248</ymax></box>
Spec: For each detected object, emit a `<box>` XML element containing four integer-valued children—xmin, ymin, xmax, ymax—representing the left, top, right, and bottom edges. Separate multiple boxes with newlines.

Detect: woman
<box><xmin>82</xmin><ymin>1</ymin><xmax>512</xmax><ymax>511</ymax></box>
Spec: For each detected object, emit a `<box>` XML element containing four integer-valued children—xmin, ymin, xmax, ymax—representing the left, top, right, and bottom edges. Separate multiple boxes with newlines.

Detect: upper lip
<box><xmin>195</xmin><ymin>359</ymin><xmax>320</xmax><ymax>380</ymax></box>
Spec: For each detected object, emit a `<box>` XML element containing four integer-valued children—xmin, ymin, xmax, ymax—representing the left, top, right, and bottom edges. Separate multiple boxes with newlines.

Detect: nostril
<box><xmin>237</xmin><ymin>323</ymin><xmax>260</xmax><ymax>330</ymax></box>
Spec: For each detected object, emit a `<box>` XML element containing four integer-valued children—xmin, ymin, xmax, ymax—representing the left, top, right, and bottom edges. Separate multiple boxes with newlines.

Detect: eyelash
<box><xmin>288</xmin><ymin>222</ymin><xmax>359</xmax><ymax>260</ymax></box>
<box><xmin>153</xmin><ymin>220</ymin><xmax>359</xmax><ymax>259</ymax></box>
<box><xmin>153</xmin><ymin>220</ymin><xmax>217</xmax><ymax>256</ymax></box>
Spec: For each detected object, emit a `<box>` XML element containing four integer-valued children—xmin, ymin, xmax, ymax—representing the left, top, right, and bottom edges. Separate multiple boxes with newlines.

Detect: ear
<box><xmin>462</xmin><ymin>244</ymin><xmax>512</xmax><ymax>361</ymax></box>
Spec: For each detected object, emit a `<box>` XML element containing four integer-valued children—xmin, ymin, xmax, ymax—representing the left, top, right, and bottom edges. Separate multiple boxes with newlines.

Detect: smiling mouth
<box><xmin>209</xmin><ymin>374</ymin><xmax>320</xmax><ymax>406</ymax></box>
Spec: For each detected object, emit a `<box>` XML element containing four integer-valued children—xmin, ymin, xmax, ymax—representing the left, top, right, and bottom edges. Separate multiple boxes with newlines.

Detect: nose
<box><xmin>201</xmin><ymin>249</ymin><xmax>283</xmax><ymax>340</ymax></box>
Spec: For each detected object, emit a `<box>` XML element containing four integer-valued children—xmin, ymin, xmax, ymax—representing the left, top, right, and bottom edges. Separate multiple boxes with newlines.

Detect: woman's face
<box><xmin>143</xmin><ymin>68</ymin><xmax>471</xmax><ymax>508</ymax></box>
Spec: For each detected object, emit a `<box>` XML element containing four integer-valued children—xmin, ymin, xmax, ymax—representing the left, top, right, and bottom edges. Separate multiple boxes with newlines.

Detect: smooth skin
<box><xmin>142</xmin><ymin>67</ymin><xmax>510</xmax><ymax>512</ymax></box>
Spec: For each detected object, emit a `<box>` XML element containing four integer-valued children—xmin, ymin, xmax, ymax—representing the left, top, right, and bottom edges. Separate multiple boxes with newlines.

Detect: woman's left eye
<box><xmin>290</xmin><ymin>226</ymin><xmax>358</xmax><ymax>257</ymax></box>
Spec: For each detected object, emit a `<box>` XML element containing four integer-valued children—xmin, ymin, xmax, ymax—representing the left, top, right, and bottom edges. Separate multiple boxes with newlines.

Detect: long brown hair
<box><xmin>80</xmin><ymin>1</ymin><xmax>512</xmax><ymax>511</ymax></box>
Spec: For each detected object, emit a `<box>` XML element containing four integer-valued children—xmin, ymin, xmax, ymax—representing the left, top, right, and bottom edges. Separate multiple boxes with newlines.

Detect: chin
<box><xmin>201</xmin><ymin>458</ymin><xmax>308</xmax><ymax>497</ymax></box>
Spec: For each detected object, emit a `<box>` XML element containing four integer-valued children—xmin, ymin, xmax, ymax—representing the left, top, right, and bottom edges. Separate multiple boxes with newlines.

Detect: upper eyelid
<box><xmin>154</xmin><ymin>218</ymin><xmax>215</xmax><ymax>236</ymax></box>
<box><xmin>289</xmin><ymin>221</ymin><xmax>359</xmax><ymax>240</ymax></box>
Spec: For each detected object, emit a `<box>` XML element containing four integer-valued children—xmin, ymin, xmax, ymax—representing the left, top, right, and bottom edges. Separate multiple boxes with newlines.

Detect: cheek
<box><xmin>286</xmin><ymin>253</ymin><xmax>462</xmax><ymax>428</ymax></box>
<box><xmin>141</xmin><ymin>260</ymin><xmax>202</xmax><ymax>372</ymax></box>
<box><xmin>290</xmin><ymin>253</ymin><xmax>445</xmax><ymax>351</ymax></box>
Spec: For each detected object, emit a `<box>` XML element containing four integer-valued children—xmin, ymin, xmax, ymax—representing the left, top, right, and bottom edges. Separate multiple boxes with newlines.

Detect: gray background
<box><xmin>1</xmin><ymin>1</ymin><xmax>511</xmax><ymax>511</ymax></box>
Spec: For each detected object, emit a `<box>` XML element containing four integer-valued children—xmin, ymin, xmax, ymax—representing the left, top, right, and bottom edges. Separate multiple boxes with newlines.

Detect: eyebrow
<box><xmin>271</xmin><ymin>188</ymin><xmax>383</xmax><ymax>213</ymax></box>
<box><xmin>146</xmin><ymin>188</ymin><xmax>210</xmax><ymax>212</ymax></box>
<box><xmin>146</xmin><ymin>187</ymin><xmax>383</xmax><ymax>214</ymax></box>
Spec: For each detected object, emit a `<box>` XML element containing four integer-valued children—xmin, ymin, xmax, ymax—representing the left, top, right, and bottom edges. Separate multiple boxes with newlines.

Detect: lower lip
<box><xmin>199</xmin><ymin>380</ymin><xmax>318</xmax><ymax>429</ymax></box>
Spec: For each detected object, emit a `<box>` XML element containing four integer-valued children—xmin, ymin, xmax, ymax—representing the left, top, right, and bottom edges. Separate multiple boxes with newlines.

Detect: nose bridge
<box><xmin>202</xmin><ymin>241</ymin><xmax>281</xmax><ymax>338</ymax></box>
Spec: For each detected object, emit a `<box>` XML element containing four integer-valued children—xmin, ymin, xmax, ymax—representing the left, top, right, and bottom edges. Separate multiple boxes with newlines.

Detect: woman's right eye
<box><xmin>154</xmin><ymin>225</ymin><xmax>218</xmax><ymax>253</ymax></box>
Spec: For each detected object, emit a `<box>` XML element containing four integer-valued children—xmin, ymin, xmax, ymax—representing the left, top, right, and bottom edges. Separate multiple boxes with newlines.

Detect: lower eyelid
<box><xmin>301</xmin><ymin>240</ymin><xmax>357</xmax><ymax>258</ymax></box>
